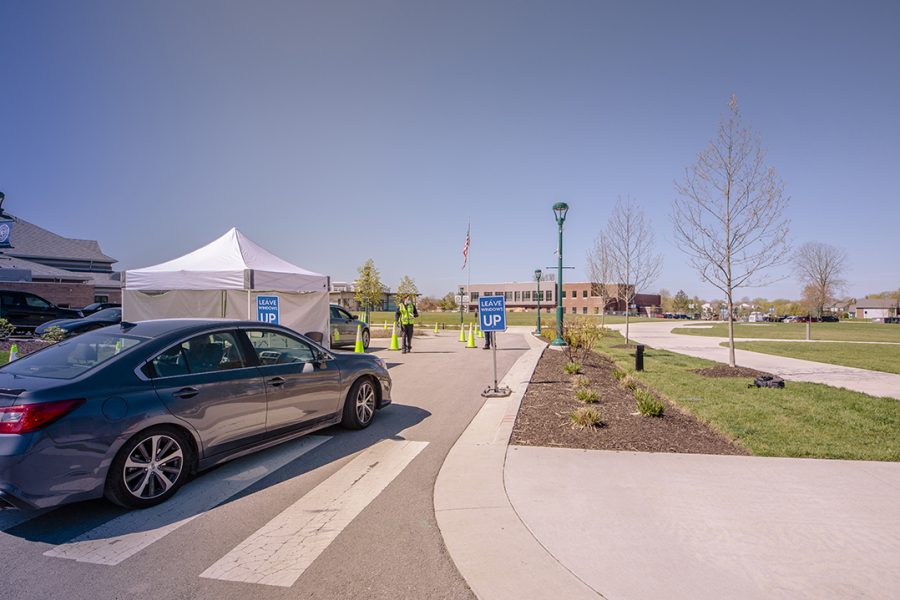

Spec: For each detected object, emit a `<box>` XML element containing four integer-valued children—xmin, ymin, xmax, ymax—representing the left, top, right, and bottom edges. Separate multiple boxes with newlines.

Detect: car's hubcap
<box><xmin>123</xmin><ymin>434</ymin><xmax>184</xmax><ymax>500</ymax></box>
<box><xmin>355</xmin><ymin>382</ymin><xmax>375</xmax><ymax>424</ymax></box>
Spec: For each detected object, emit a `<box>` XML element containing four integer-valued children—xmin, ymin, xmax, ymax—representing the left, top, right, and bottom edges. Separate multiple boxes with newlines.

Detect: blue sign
<box><xmin>256</xmin><ymin>295</ymin><xmax>280</xmax><ymax>324</ymax></box>
<box><xmin>479</xmin><ymin>295</ymin><xmax>507</xmax><ymax>332</ymax></box>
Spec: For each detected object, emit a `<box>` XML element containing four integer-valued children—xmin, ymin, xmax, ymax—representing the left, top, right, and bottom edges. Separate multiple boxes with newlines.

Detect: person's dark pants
<box><xmin>402</xmin><ymin>324</ymin><xmax>414</xmax><ymax>352</ymax></box>
<box><xmin>483</xmin><ymin>331</ymin><xmax>493</xmax><ymax>349</ymax></box>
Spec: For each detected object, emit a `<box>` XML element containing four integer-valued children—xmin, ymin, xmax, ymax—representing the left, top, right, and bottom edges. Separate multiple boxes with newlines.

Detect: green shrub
<box><xmin>621</xmin><ymin>374</ymin><xmax>639</xmax><ymax>391</ymax></box>
<box><xmin>575</xmin><ymin>388</ymin><xmax>599</xmax><ymax>403</ymax></box>
<box><xmin>573</xmin><ymin>375</ymin><xmax>590</xmax><ymax>388</ymax></box>
<box><xmin>635</xmin><ymin>389</ymin><xmax>665</xmax><ymax>417</ymax></box>
<box><xmin>40</xmin><ymin>326</ymin><xmax>67</xmax><ymax>344</ymax></box>
<box><xmin>563</xmin><ymin>361</ymin><xmax>582</xmax><ymax>375</ymax></box>
<box><xmin>563</xmin><ymin>317</ymin><xmax>606</xmax><ymax>362</ymax></box>
<box><xmin>611</xmin><ymin>368</ymin><xmax>627</xmax><ymax>381</ymax></box>
<box><xmin>570</xmin><ymin>406</ymin><xmax>602</xmax><ymax>429</ymax></box>
<box><xmin>0</xmin><ymin>318</ymin><xmax>14</xmax><ymax>339</ymax></box>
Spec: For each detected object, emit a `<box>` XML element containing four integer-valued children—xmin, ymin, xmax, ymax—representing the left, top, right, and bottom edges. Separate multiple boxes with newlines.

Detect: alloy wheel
<box><xmin>123</xmin><ymin>434</ymin><xmax>184</xmax><ymax>500</ymax></box>
<box><xmin>355</xmin><ymin>381</ymin><xmax>376</xmax><ymax>425</ymax></box>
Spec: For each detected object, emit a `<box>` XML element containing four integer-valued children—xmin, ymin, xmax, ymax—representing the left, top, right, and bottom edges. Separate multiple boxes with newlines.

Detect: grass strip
<box><xmin>672</xmin><ymin>321</ymin><xmax>900</xmax><ymax>343</ymax></box>
<box><xmin>729</xmin><ymin>341</ymin><xmax>900</xmax><ymax>375</ymax></box>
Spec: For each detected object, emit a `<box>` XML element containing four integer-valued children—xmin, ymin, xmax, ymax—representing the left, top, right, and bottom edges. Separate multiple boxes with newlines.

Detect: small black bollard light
<box><xmin>635</xmin><ymin>344</ymin><xmax>645</xmax><ymax>372</ymax></box>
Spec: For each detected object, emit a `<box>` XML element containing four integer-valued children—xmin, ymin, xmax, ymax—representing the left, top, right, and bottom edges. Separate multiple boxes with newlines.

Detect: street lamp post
<box><xmin>534</xmin><ymin>269</ymin><xmax>542</xmax><ymax>335</ymax></box>
<box><xmin>458</xmin><ymin>285</ymin><xmax>465</xmax><ymax>329</ymax></box>
<box><xmin>551</xmin><ymin>202</ymin><xmax>569</xmax><ymax>346</ymax></box>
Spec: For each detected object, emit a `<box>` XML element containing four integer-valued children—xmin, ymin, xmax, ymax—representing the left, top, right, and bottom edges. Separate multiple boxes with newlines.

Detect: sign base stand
<box><xmin>481</xmin><ymin>384</ymin><xmax>511</xmax><ymax>398</ymax></box>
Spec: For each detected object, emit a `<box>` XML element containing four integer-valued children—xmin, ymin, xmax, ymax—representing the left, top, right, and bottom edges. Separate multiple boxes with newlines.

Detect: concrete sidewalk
<box><xmin>609</xmin><ymin>321</ymin><xmax>900</xmax><ymax>400</ymax></box>
<box><xmin>436</xmin><ymin>323</ymin><xmax>900</xmax><ymax>600</ymax></box>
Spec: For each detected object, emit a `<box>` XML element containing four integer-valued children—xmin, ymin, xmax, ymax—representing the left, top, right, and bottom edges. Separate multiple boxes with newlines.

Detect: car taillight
<box><xmin>0</xmin><ymin>399</ymin><xmax>84</xmax><ymax>434</ymax></box>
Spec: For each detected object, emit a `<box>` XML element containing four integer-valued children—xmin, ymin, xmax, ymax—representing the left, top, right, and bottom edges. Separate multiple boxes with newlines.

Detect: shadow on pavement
<box><xmin>5</xmin><ymin>403</ymin><xmax>431</xmax><ymax>544</ymax></box>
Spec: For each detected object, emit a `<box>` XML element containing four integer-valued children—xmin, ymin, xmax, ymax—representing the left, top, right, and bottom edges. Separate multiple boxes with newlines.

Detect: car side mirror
<box><xmin>350</xmin><ymin>314</ymin><xmax>358</xmax><ymax>320</ymax></box>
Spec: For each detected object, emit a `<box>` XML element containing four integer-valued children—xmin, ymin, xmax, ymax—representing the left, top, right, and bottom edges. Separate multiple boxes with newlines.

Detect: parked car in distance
<box><xmin>0</xmin><ymin>319</ymin><xmax>391</xmax><ymax>510</ymax></box>
<box><xmin>80</xmin><ymin>302</ymin><xmax>121</xmax><ymax>316</ymax></box>
<box><xmin>0</xmin><ymin>290</ymin><xmax>82</xmax><ymax>333</ymax></box>
<box><xmin>330</xmin><ymin>304</ymin><xmax>370</xmax><ymax>349</ymax></box>
<box><xmin>819</xmin><ymin>315</ymin><xmax>839</xmax><ymax>323</ymax></box>
<box><xmin>35</xmin><ymin>307</ymin><xmax>122</xmax><ymax>338</ymax></box>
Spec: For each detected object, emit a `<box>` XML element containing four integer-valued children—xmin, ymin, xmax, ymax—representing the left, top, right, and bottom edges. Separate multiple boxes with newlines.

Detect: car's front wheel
<box><xmin>362</xmin><ymin>329</ymin><xmax>370</xmax><ymax>350</ymax></box>
<box><xmin>341</xmin><ymin>377</ymin><xmax>377</xmax><ymax>430</ymax></box>
<box><xmin>105</xmin><ymin>426</ymin><xmax>193</xmax><ymax>508</ymax></box>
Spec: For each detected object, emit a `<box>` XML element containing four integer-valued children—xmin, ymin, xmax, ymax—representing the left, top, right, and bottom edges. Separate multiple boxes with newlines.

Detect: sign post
<box><xmin>479</xmin><ymin>295</ymin><xmax>511</xmax><ymax>397</ymax></box>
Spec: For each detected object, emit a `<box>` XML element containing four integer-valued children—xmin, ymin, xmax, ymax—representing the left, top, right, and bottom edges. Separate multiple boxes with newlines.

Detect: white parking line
<box><xmin>43</xmin><ymin>435</ymin><xmax>329</xmax><ymax>565</ymax></box>
<box><xmin>201</xmin><ymin>438</ymin><xmax>428</xmax><ymax>587</ymax></box>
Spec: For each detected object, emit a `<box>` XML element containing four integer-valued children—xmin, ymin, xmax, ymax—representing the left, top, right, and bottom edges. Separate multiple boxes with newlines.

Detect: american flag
<box><xmin>461</xmin><ymin>224</ymin><xmax>470</xmax><ymax>270</ymax></box>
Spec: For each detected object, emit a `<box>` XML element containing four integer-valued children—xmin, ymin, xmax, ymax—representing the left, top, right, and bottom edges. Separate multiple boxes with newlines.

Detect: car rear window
<box><xmin>1</xmin><ymin>331</ymin><xmax>146</xmax><ymax>379</ymax></box>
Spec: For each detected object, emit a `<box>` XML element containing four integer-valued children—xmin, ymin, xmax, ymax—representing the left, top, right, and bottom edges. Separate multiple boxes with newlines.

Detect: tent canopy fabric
<box><xmin>125</xmin><ymin>228</ymin><xmax>327</xmax><ymax>292</ymax></box>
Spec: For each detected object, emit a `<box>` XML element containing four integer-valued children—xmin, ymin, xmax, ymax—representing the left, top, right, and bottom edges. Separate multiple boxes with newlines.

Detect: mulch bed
<box><xmin>510</xmin><ymin>347</ymin><xmax>748</xmax><ymax>455</ymax></box>
<box><xmin>0</xmin><ymin>339</ymin><xmax>50</xmax><ymax>356</ymax></box>
<box><xmin>692</xmin><ymin>366</ymin><xmax>773</xmax><ymax>378</ymax></box>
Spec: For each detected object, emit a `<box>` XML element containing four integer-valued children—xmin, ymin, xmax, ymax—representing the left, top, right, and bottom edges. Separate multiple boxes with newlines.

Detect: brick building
<box><xmin>464</xmin><ymin>281</ymin><xmax>660</xmax><ymax>316</ymax></box>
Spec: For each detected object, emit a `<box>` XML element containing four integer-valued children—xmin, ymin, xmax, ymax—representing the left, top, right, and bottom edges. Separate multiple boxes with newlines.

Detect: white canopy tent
<box><xmin>123</xmin><ymin>228</ymin><xmax>329</xmax><ymax>342</ymax></box>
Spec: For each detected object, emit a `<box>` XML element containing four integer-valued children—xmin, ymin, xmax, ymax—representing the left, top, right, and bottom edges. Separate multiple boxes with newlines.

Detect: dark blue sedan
<box><xmin>35</xmin><ymin>307</ymin><xmax>123</xmax><ymax>338</ymax></box>
<box><xmin>0</xmin><ymin>319</ymin><xmax>391</xmax><ymax>509</ymax></box>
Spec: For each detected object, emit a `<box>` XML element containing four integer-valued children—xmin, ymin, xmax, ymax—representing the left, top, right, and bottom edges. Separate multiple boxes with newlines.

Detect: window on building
<box><xmin>594</xmin><ymin>307</ymin><xmax>600</xmax><ymax>314</ymax></box>
<box><xmin>505</xmin><ymin>291</ymin><xmax>512</xmax><ymax>301</ymax></box>
<box><xmin>583</xmin><ymin>290</ymin><xmax>588</xmax><ymax>298</ymax></box>
<box><xmin>470</xmin><ymin>292</ymin><xmax>479</xmax><ymax>300</ymax></box>
<box><xmin>514</xmin><ymin>291</ymin><xmax>520</xmax><ymax>302</ymax></box>
<box><xmin>583</xmin><ymin>307</ymin><xmax>588</xmax><ymax>314</ymax></box>
<box><xmin>524</xmin><ymin>291</ymin><xmax>531</xmax><ymax>301</ymax></box>
<box><xmin>571</xmin><ymin>307</ymin><xmax>577</xmax><ymax>314</ymax></box>
<box><xmin>546</xmin><ymin>290</ymin><xmax>552</xmax><ymax>302</ymax></box>
<box><xmin>572</xmin><ymin>290</ymin><xmax>577</xmax><ymax>298</ymax></box>
<box><xmin>94</xmin><ymin>295</ymin><xmax>109</xmax><ymax>303</ymax></box>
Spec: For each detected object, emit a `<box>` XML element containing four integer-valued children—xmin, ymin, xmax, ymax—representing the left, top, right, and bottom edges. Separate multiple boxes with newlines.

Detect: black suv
<box><xmin>0</xmin><ymin>291</ymin><xmax>83</xmax><ymax>332</ymax></box>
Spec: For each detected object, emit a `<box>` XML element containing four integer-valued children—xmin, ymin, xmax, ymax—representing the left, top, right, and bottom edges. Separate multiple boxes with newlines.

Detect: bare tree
<box><xmin>605</xmin><ymin>197</ymin><xmax>662</xmax><ymax>344</ymax></box>
<box><xmin>585</xmin><ymin>233</ymin><xmax>614</xmax><ymax>328</ymax></box>
<box><xmin>673</xmin><ymin>95</ymin><xmax>790</xmax><ymax>367</ymax></box>
<box><xmin>794</xmin><ymin>241</ymin><xmax>847</xmax><ymax>318</ymax></box>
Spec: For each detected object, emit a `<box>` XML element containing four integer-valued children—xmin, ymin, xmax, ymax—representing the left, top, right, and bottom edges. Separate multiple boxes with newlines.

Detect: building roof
<box><xmin>5</xmin><ymin>216</ymin><xmax>117</xmax><ymax>264</ymax></box>
<box><xmin>82</xmin><ymin>271</ymin><xmax>123</xmax><ymax>289</ymax></box>
<box><xmin>855</xmin><ymin>298</ymin><xmax>899</xmax><ymax>309</ymax></box>
<box><xmin>0</xmin><ymin>254</ymin><xmax>90</xmax><ymax>282</ymax></box>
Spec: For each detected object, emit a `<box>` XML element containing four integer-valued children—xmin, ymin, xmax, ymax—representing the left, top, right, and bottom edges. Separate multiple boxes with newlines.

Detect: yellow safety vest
<box><xmin>399</xmin><ymin>302</ymin><xmax>416</xmax><ymax>325</ymax></box>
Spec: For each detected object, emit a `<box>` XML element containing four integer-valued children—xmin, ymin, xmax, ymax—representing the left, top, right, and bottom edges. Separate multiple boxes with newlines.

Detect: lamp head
<box><xmin>552</xmin><ymin>202</ymin><xmax>569</xmax><ymax>224</ymax></box>
<box><xmin>534</xmin><ymin>269</ymin><xmax>542</xmax><ymax>281</ymax></box>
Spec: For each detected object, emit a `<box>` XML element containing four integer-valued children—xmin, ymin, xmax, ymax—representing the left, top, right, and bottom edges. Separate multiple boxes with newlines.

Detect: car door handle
<box><xmin>268</xmin><ymin>376</ymin><xmax>286</xmax><ymax>387</ymax></box>
<box><xmin>173</xmin><ymin>387</ymin><xmax>199</xmax><ymax>399</ymax></box>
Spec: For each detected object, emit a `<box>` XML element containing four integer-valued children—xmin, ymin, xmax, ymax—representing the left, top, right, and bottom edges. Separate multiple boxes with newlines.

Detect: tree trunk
<box><xmin>726</xmin><ymin>293</ymin><xmax>736</xmax><ymax>367</ymax></box>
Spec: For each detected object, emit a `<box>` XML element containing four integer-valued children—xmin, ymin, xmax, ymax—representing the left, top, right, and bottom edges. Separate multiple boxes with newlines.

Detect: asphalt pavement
<box><xmin>0</xmin><ymin>329</ymin><xmax>529</xmax><ymax>600</ymax></box>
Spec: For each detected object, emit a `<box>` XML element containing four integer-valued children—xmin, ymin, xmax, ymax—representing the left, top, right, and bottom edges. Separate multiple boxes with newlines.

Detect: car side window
<box><xmin>245</xmin><ymin>330</ymin><xmax>315</xmax><ymax>366</ymax></box>
<box><xmin>150</xmin><ymin>331</ymin><xmax>247</xmax><ymax>377</ymax></box>
<box><xmin>329</xmin><ymin>306</ymin><xmax>343</xmax><ymax>321</ymax></box>
<box><xmin>337</xmin><ymin>308</ymin><xmax>353</xmax><ymax>320</ymax></box>
<box><xmin>25</xmin><ymin>295</ymin><xmax>50</xmax><ymax>309</ymax></box>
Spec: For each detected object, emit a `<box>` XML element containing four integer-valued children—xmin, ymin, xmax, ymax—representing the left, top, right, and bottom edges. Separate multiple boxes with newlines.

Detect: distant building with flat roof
<box><xmin>462</xmin><ymin>281</ymin><xmax>661</xmax><ymax>316</ymax></box>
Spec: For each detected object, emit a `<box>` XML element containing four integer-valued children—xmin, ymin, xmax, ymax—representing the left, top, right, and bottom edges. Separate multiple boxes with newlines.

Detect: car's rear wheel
<box><xmin>105</xmin><ymin>426</ymin><xmax>193</xmax><ymax>509</ymax></box>
<box><xmin>341</xmin><ymin>377</ymin><xmax>377</xmax><ymax>430</ymax></box>
<box><xmin>362</xmin><ymin>329</ymin><xmax>370</xmax><ymax>350</ymax></box>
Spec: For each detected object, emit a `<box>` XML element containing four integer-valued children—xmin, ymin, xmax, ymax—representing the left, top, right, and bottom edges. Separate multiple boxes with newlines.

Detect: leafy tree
<box><xmin>658</xmin><ymin>288</ymin><xmax>673</xmax><ymax>313</ymax></box>
<box><xmin>672</xmin><ymin>95</ymin><xmax>790</xmax><ymax>367</ymax></box>
<box><xmin>354</xmin><ymin>259</ymin><xmax>384</xmax><ymax>320</ymax></box>
<box><xmin>418</xmin><ymin>296</ymin><xmax>439</xmax><ymax>311</ymax></box>
<box><xmin>397</xmin><ymin>275</ymin><xmax>419</xmax><ymax>300</ymax></box>
<box><xmin>439</xmin><ymin>292</ymin><xmax>458</xmax><ymax>311</ymax></box>
<box><xmin>673</xmin><ymin>290</ymin><xmax>690</xmax><ymax>314</ymax></box>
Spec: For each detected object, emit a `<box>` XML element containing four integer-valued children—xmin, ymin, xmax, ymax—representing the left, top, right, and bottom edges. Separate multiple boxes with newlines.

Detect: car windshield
<box><xmin>1</xmin><ymin>331</ymin><xmax>146</xmax><ymax>379</ymax></box>
<box><xmin>85</xmin><ymin>308</ymin><xmax>122</xmax><ymax>321</ymax></box>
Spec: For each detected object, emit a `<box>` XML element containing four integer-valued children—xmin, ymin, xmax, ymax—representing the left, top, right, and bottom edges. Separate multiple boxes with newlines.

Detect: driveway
<box><xmin>609</xmin><ymin>321</ymin><xmax>900</xmax><ymax>400</ymax></box>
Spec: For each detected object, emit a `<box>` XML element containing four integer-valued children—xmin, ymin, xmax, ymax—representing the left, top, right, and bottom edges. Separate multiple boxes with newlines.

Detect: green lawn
<box><xmin>594</xmin><ymin>332</ymin><xmax>900</xmax><ymax>461</ymax></box>
<box><xmin>363</xmin><ymin>311</ymin><xmax>655</xmax><ymax>328</ymax></box>
<box><xmin>673</xmin><ymin>321</ymin><xmax>900</xmax><ymax>343</ymax></box>
<box><xmin>728</xmin><ymin>341</ymin><xmax>900</xmax><ymax>375</ymax></box>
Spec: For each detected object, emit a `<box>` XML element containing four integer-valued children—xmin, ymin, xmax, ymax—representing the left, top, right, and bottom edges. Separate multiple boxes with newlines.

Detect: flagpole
<box><xmin>466</xmin><ymin>218</ymin><xmax>471</xmax><ymax>316</ymax></box>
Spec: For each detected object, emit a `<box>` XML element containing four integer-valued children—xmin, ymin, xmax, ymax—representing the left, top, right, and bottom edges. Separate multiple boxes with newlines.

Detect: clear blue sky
<box><xmin>2</xmin><ymin>0</ymin><xmax>898</xmax><ymax>301</ymax></box>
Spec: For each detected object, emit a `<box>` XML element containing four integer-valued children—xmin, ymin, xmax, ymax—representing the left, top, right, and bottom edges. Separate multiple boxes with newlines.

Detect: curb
<box><xmin>434</xmin><ymin>326</ymin><xmax>601</xmax><ymax>600</ymax></box>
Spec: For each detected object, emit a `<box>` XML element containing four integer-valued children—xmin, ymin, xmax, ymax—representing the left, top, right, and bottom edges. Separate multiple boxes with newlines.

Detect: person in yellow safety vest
<box><xmin>395</xmin><ymin>295</ymin><xmax>419</xmax><ymax>353</ymax></box>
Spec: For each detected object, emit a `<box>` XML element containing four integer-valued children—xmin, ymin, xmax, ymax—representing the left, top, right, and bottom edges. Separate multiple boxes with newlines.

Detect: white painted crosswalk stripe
<box><xmin>43</xmin><ymin>435</ymin><xmax>330</xmax><ymax>565</ymax></box>
<box><xmin>200</xmin><ymin>438</ymin><xmax>428</xmax><ymax>587</ymax></box>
